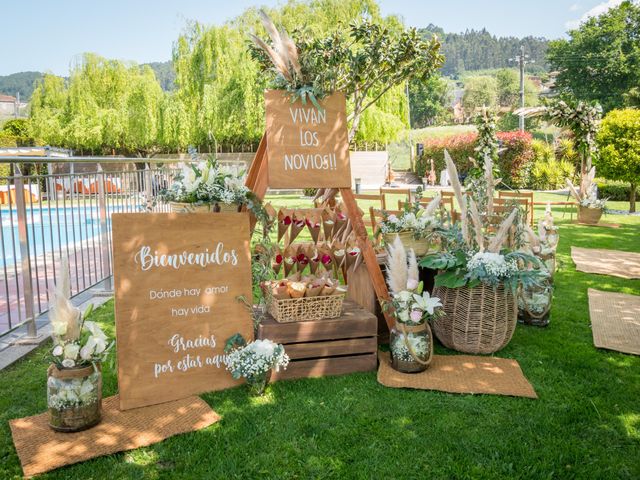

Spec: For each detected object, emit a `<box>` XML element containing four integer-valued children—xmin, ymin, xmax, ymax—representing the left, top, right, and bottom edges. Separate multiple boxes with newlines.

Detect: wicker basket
<box><xmin>383</xmin><ymin>231</ymin><xmax>436</xmax><ymax>257</ymax></box>
<box><xmin>578</xmin><ymin>205</ymin><xmax>602</xmax><ymax>225</ymax></box>
<box><xmin>267</xmin><ymin>293</ymin><xmax>346</xmax><ymax>323</ymax></box>
<box><xmin>432</xmin><ymin>283</ymin><xmax>517</xmax><ymax>354</ymax></box>
<box><xmin>169</xmin><ymin>202</ymin><xmax>212</xmax><ymax>213</ymax></box>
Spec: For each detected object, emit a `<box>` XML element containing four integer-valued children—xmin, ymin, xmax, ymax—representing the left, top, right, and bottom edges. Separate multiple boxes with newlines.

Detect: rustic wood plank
<box><xmin>340</xmin><ymin>187</ymin><xmax>394</xmax><ymax>330</ymax></box>
<box><xmin>258</xmin><ymin>301</ymin><xmax>377</xmax><ymax>343</ymax></box>
<box><xmin>272</xmin><ymin>353</ymin><xmax>377</xmax><ymax>381</ymax></box>
<box><xmin>284</xmin><ymin>337</ymin><xmax>377</xmax><ymax>360</ymax></box>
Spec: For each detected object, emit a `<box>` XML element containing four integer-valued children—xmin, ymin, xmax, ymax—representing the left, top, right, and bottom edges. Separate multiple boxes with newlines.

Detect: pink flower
<box><xmin>321</xmin><ymin>254</ymin><xmax>332</xmax><ymax>265</ymax></box>
<box><xmin>410</xmin><ymin>310</ymin><xmax>423</xmax><ymax>322</ymax></box>
<box><xmin>406</xmin><ymin>279</ymin><xmax>419</xmax><ymax>290</ymax></box>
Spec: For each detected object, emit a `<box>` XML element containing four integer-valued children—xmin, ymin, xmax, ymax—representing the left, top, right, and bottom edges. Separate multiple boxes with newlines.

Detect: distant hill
<box><xmin>0</xmin><ymin>71</ymin><xmax>43</xmax><ymax>101</ymax></box>
<box><xmin>420</xmin><ymin>24</ymin><xmax>549</xmax><ymax>77</ymax></box>
<box><xmin>144</xmin><ymin>61</ymin><xmax>175</xmax><ymax>91</ymax></box>
<box><xmin>1</xmin><ymin>24</ymin><xmax>547</xmax><ymax>100</ymax></box>
<box><xmin>0</xmin><ymin>62</ymin><xmax>175</xmax><ymax>101</ymax></box>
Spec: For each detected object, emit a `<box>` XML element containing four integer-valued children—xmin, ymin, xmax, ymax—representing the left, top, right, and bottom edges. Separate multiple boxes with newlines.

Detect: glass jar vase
<box><xmin>518</xmin><ymin>280</ymin><xmax>553</xmax><ymax>327</ymax></box>
<box><xmin>47</xmin><ymin>363</ymin><xmax>102</xmax><ymax>432</ymax></box>
<box><xmin>390</xmin><ymin>322</ymin><xmax>433</xmax><ymax>373</ymax></box>
<box><xmin>246</xmin><ymin>370</ymin><xmax>272</xmax><ymax>396</ymax></box>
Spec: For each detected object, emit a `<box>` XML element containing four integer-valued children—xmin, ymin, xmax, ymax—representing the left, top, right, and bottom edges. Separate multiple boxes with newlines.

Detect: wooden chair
<box><xmin>494</xmin><ymin>197</ymin><xmax>533</xmax><ymax>226</ymax></box>
<box><xmin>498</xmin><ymin>190</ymin><xmax>534</xmax><ymax>225</ymax></box>
<box><xmin>379</xmin><ymin>187</ymin><xmax>412</xmax><ymax>210</ymax></box>
<box><xmin>353</xmin><ymin>193</ymin><xmax>385</xmax><ymax>211</ymax></box>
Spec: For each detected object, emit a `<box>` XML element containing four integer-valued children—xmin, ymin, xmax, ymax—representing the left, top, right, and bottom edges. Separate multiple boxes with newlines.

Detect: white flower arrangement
<box><xmin>466</xmin><ymin>251</ymin><xmax>519</xmax><ymax>284</ymax></box>
<box><xmin>378</xmin><ymin>193</ymin><xmax>442</xmax><ymax>240</ymax></box>
<box><xmin>386</xmin><ymin>236</ymin><xmax>443</xmax><ymax>326</ymax></box>
<box><xmin>161</xmin><ymin>153</ymin><xmax>250</xmax><ymax>206</ymax></box>
<box><xmin>226</xmin><ymin>339</ymin><xmax>289</xmax><ymax>381</ymax></box>
<box><xmin>49</xmin><ymin>258</ymin><xmax>112</xmax><ymax>370</ymax></box>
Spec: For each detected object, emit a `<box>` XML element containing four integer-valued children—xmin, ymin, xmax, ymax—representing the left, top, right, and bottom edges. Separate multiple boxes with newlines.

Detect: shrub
<box><xmin>532</xmin><ymin>139</ymin><xmax>554</xmax><ymax>163</ymax></box>
<box><xmin>531</xmin><ymin>158</ymin><xmax>575</xmax><ymax>190</ymax></box>
<box><xmin>496</xmin><ymin>131</ymin><xmax>534</xmax><ymax>188</ymax></box>
<box><xmin>415</xmin><ymin>133</ymin><xmax>478</xmax><ymax>179</ymax></box>
<box><xmin>596</xmin><ymin>181</ymin><xmax>639</xmax><ymax>201</ymax></box>
<box><xmin>596</xmin><ymin>108</ymin><xmax>640</xmax><ymax>212</ymax></box>
<box><xmin>555</xmin><ymin>138</ymin><xmax>579</xmax><ymax>166</ymax></box>
<box><xmin>0</xmin><ymin>131</ymin><xmax>17</xmax><ymax>147</ymax></box>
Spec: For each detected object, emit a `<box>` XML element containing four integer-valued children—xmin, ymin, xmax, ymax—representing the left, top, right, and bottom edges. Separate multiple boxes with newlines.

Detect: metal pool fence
<box><xmin>0</xmin><ymin>156</ymin><xmax>249</xmax><ymax>339</ymax></box>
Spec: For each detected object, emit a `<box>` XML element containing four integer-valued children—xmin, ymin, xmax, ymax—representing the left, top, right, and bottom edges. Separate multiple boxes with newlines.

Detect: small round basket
<box><xmin>383</xmin><ymin>231</ymin><xmax>437</xmax><ymax>257</ymax></box>
<box><xmin>431</xmin><ymin>283</ymin><xmax>517</xmax><ymax>354</ymax></box>
<box><xmin>578</xmin><ymin>205</ymin><xmax>602</xmax><ymax>225</ymax></box>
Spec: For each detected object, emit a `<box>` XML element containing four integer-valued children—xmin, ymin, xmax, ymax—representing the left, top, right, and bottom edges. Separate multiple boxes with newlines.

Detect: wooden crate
<box><xmin>257</xmin><ymin>300</ymin><xmax>378</xmax><ymax>381</ymax></box>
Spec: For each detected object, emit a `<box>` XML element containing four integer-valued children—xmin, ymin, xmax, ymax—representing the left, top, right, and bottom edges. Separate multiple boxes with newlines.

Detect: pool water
<box><xmin>0</xmin><ymin>205</ymin><xmax>135</xmax><ymax>267</ymax></box>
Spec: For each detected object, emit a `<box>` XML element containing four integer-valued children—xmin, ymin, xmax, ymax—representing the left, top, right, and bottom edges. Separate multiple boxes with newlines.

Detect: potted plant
<box><xmin>47</xmin><ymin>258</ymin><xmax>113</xmax><ymax>432</ymax></box>
<box><xmin>567</xmin><ymin>166</ymin><xmax>607</xmax><ymax>225</ymax></box>
<box><xmin>378</xmin><ymin>192</ymin><xmax>442</xmax><ymax>256</ymax></box>
<box><xmin>420</xmin><ymin>152</ymin><xmax>543</xmax><ymax>354</ymax></box>
<box><xmin>225</xmin><ymin>335</ymin><xmax>289</xmax><ymax>396</ymax></box>
<box><xmin>385</xmin><ymin>236</ymin><xmax>442</xmax><ymax>373</ymax></box>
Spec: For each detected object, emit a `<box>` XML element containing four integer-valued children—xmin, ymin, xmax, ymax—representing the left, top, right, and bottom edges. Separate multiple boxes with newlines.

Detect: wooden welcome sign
<box><xmin>112</xmin><ymin>213</ymin><xmax>253</xmax><ymax>410</ymax></box>
<box><xmin>264</xmin><ymin>90</ymin><xmax>352</xmax><ymax>188</ymax></box>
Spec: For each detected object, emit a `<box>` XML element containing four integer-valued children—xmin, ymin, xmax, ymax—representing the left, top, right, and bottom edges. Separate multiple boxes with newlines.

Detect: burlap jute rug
<box><xmin>572</xmin><ymin>247</ymin><xmax>640</xmax><ymax>279</ymax></box>
<box><xmin>377</xmin><ymin>352</ymin><xmax>537</xmax><ymax>399</ymax></box>
<box><xmin>10</xmin><ymin>395</ymin><xmax>220</xmax><ymax>477</ymax></box>
<box><xmin>588</xmin><ymin>289</ymin><xmax>640</xmax><ymax>356</ymax></box>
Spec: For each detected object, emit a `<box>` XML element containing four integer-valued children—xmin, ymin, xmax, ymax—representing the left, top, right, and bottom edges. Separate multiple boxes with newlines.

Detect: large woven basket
<box><xmin>432</xmin><ymin>283</ymin><xmax>517</xmax><ymax>354</ymax></box>
<box><xmin>577</xmin><ymin>205</ymin><xmax>602</xmax><ymax>225</ymax></box>
<box><xmin>169</xmin><ymin>202</ymin><xmax>212</xmax><ymax>213</ymax></box>
<box><xmin>383</xmin><ymin>231</ymin><xmax>435</xmax><ymax>257</ymax></box>
<box><xmin>267</xmin><ymin>293</ymin><xmax>345</xmax><ymax>323</ymax></box>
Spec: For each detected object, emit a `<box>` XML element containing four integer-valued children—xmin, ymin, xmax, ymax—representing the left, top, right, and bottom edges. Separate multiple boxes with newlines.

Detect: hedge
<box><xmin>415</xmin><ymin>131</ymin><xmax>535</xmax><ymax>188</ymax></box>
<box><xmin>597</xmin><ymin>181</ymin><xmax>639</xmax><ymax>201</ymax></box>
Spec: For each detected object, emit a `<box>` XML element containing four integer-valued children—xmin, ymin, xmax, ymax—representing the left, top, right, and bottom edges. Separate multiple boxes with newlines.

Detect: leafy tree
<box><xmin>547</xmin><ymin>0</ymin><xmax>640</xmax><ymax>111</ymax></box>
<box><xmin>596</xmin><ymin>108</ymin><xmax>640</xmax><ymax>212</ymax></box>
<box><xmin>462</xmin><ymin>76</ymin><xmax>498</xmax><ymax>113</ymax></box>
<box><xmin>409</xmin><ymin>74</ymin><xmax>452</xmax><ymax>128</ymax></box>
<box><xmin>0</xmin><ymin>71</ymin><xmax>43</xmax><ymax>100</ymax></box>
<box><xmin>250</xmin><ymin>11</ymin><xmax>443</xmax><ymax>142</ymax></box>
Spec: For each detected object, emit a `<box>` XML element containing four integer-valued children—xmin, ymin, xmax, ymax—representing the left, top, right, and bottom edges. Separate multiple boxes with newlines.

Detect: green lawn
<box><xmin>1</xmin><ymin>199</ymin><xmax>639</xmax><ymax>479</ymax></box>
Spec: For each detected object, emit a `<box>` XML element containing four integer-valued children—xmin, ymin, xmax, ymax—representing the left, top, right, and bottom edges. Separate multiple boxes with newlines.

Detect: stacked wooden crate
<box><xmin>257</xmin><ymin>300</ymin><xmax>378</xmax><ymax>380</ymax></box>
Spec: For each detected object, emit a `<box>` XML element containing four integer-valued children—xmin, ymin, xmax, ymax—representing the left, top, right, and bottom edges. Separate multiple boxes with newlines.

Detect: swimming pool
<box><xmin>0</xmin><ymin>204</ymin><xmax>132</xmax><ymax>267</ymax></box>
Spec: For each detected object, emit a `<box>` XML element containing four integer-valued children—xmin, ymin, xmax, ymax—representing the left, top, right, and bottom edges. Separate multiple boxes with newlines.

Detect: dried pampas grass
<box><xmin>487</xmin><ymin>208</ymin><xmax>518</xmax><ymax>253</ymax></box>
<box><xmin>386</xmin><ymin>235</ymin><xmax>408</xmax><ymax>295</ymax></box>
<box><xmin>444</xmin><ymin>150</ymin><xmax>469</xmax><ymax>245</ymax></box>
<box><xmin>407</xmin><ymin>248</ymin><xmax>419</xmax><ymax>287</ymax></box>
<box><xmin>468</xmin><ymin>197</ymin><xmax>485</xmax><ymax>251</ymax></box>
<box><xmin>423</xmin><ymin>192</ymin><xmax>441</xmax><ymax>217</ymax></box>
<box><xmin>49</xmin><ymin>257</ymin><xmax>81</xmax><ymax>342</ymax></box>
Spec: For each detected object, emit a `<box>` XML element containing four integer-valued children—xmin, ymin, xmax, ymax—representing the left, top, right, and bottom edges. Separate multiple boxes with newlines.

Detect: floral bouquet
<box><xmin>161</xmin><ymin>149</ymin><xmax>252</xmax><ymax>211</ymax></box>
<box><xmin>377</xmin><ymin>192</ymin><xmax>442</xmax><ymax>241</ymax></box>
<box><xmin>47</xmin><ymin>258</ymin><xmax>112</xmax><ymax>431</ymax></box>
<box><xmin>385</xmin><ymin>236</ymin><xmax>442</xmax><ymax>373</ymax></box>
<box><xmin>226</xmin><ymin>337</ymin><xmax>289</xmax><ymax>396</ymax></box>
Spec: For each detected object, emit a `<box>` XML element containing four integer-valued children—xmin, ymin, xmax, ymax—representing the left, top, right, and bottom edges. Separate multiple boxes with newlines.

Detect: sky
<box><xmin>0</xmin><ymin>0</ymin><xmax>627</xmax><ymax>76</ymax></box>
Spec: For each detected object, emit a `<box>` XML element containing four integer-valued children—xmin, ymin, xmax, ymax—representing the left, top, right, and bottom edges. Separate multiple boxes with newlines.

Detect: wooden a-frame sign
<box><xmin>246</xmin><ymin>91</ymin><xmax>394</xmax><ymax>329</ymax></box>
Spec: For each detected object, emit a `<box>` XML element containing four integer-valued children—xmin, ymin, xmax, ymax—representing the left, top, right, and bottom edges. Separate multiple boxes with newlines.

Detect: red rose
<box><xmin>275</xmin><ymin>254</ymin><xmax>283</xmax><ymax>264</ymax></box>
<box><xmin>321</xmin><ymin>254</ymin><xmax>332</xmax><ymax>265</ymax></box>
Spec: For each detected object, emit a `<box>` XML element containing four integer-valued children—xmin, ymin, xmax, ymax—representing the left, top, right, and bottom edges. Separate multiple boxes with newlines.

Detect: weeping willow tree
<box><xmin>30</xmin><ymin>54</ymin><xmax>164</xmax><ymax>155</ymax></box>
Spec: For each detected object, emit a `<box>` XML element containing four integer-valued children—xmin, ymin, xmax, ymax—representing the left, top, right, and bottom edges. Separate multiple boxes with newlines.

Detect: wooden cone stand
<box><xmin>245</xmin><ymin>132</ymin><xmax>394</xmax><ymax>330</ymax></box>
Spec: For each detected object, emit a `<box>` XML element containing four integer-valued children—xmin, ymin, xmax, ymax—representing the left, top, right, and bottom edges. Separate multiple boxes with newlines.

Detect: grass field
<box><xmin>1</xmin><ymin>195</ymin><xmax>639</xmax><ymax>479</ymax></box>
